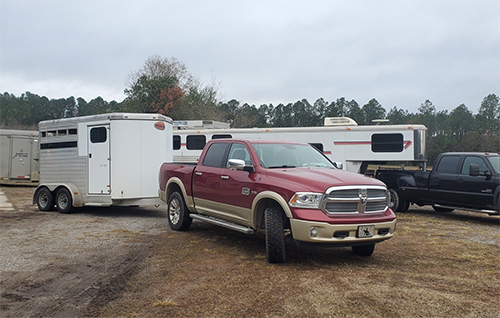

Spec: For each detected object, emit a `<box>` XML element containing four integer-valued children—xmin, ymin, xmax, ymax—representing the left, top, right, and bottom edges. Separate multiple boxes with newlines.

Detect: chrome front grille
<box><xmin>322</xmin><ymin>186</ymin><xmax>388</xmax><ymax>214</ymax></box>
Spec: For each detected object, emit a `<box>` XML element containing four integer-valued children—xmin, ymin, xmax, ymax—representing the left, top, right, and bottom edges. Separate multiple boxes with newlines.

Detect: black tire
<box><xmin>265</xmin><ymin>206</ymin><xmax>286</xmax><ymax>263</ymax></box>
<box><xmin>432</xmin><ymin>205</ymin><xmax>454</xmax><ymax>213</ymax></box>
<box><xmin>352</xmin><ymin>243</ymin><xmax>375</xmax><ymax>256</ymax></box>
<box><xmin>55</xmin><ymin>188</ymin><xmax>73</xmax><ymax>213</ymax></box>
<box><xmin>36</xmin><ymin>187</ymin><xmax>54</xmax><ymax>211</ymax></box>
<box><xmin>167</xmin><ymin>191</ymin><xmax>192</xmax><ymax>231</ymax></box>
<box><xmin>388</xmin><ymin>188</ymin><xmax>408</xmax><ymax>212</ymax></box>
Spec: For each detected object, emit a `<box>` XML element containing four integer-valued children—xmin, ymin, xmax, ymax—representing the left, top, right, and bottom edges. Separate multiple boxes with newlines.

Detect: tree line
<box><xmin>1</xmin><ymin>56</ymin><xmax>498</xmax><ymax>164</ymax></box>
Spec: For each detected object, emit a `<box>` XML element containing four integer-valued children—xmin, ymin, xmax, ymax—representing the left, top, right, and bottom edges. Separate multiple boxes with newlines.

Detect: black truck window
<box><xmin>203</xmin><ymin>143</ymin><xmax>229</xmax><ymax>167</ymax></box>
<box><xmin>435</xmin><ymin>156</ymin><xmax>460</xmax><ymax>174</ymax></box>
<box><xmin>460</xmin><ymin>156</ymin><xmax>489</xmax><ymax>174</ymax></box>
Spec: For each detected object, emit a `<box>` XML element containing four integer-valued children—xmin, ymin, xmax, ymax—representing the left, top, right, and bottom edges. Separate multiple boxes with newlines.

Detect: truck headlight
<box><xmin>289</xmin><ymin>192</ymin><xmax>324</xmax><ymax>209</ymax></box>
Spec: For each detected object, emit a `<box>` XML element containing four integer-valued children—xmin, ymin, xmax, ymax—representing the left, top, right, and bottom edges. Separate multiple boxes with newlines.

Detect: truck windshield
<box><xmin>251</xmin><ymin>143</ymin><xmax>335</xmax><ymax>169</ymax></box>
<box><xmin>486</xmin><ymin>156</ymin><xmax>500</xmax><ymax>174</ymax></box>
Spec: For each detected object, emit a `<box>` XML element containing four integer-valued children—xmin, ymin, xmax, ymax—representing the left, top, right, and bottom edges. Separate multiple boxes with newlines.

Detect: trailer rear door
<box><xmin>88</xmin><ymin>125</ymin><xmax>110</xmax><ymax>194</ymax></box>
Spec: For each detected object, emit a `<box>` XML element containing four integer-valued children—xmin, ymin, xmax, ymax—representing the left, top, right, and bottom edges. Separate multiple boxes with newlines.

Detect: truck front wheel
<box><xmin>265</xmin><ymin>206</ymin><xmax>286</xmax><ymax>263</ymax></box>
<box><xmin>167</xmin><ymin>192</ymin><xmax>192</xmax><ymax>231</ymax></box>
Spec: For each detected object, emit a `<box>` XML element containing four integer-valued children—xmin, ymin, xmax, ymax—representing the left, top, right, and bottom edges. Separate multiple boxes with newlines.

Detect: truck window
<box><xmin>173</xmin><ymin>135</ymin><xmax>181</xmax><ymax>150</ymax></box>
<box><xmin>227</xmin><ymin>143</ymin><xmax>251</xmax><ymax>166</ymax></box>
<box><xmin>187</xmin><ymin>135</ymin><xmax>206</xmax><ymax>150</ymax></box>
<box><xmin>310</xmin><ymin>143</ymin><xmax>324</xmax><ymax>152</ymax></box>
<box><xmin>461</xmin><ymin>156</ymin><xmax>489</xmax><ymax>175</ymax></box>
<box><xmin>435</xmin><ymin>156</ymin><xmax>460</xmax><ymax>174</ymax></box>
<box><xmin>90</xmin><ymin>127</ymin><xmax>107</xmax><ymax>143</ymax></box>
<box><xmin>203</xmin><ymin>143</ymin><xmax>229</xmax><ymax>167</ymax></box>
<box><xmin>371</xmin><ymin>134</ymin><xmax>403</xmax><ymax>152</ymax></box>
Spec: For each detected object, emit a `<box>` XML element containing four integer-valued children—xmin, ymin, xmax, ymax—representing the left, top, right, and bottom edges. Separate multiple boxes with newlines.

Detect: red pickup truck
<box><xmin>158</xmin><ymin>139</ymin><xmax>396</xmax><ymax>263</ymax></box>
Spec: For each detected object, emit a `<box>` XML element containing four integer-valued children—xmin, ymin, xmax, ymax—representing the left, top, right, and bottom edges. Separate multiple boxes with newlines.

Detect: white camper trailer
<box><xmin>172</xmin><ymin>117</ymin><xmax>427</xmax><ymax>174</ymax></box>
<box><xmin>33</xmin><ymin>113</ymin><xmax>173</xmax><ymax>213</ymax></box>
<box><xmin>0</xmin><ymin>129</ymin><xmax>40</xmax><ymax>182</ymax></box>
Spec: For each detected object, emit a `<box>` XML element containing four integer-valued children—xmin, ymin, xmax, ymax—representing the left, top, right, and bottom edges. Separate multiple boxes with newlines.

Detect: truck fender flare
<box><xmin>252</xmin><ymin>191</ymin><xmax>293</xmax><ymax>220</ymax></box>
<box><xmin>34</xmin><ymin>183</ymin><xmax>83</xmax><ymax>208</ymax></box>
<box><xmin>165</xmin><ymin>177</ymin><xmax>195</xmax><ymax>211</ymax></box>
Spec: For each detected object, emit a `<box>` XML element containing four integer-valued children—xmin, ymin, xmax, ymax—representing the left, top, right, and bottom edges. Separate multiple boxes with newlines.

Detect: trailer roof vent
<box><xmin>323</xmin><ymin>117</ymin><xmax>358</xmax><ymax>126</ymax></box>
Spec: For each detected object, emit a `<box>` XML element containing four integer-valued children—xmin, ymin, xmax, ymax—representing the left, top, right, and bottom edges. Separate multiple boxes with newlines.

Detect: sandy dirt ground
<box><xmin>0</xmin><ymin>185</ymin><xmax>499</xmax><ymax>318</ymax></box>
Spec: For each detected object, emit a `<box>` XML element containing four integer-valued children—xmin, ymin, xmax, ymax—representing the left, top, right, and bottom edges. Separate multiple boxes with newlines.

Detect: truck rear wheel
<box><xmin>36</xmin><ymin>187</ymin><xmax>54</xmax><ymax>211</ymax></box>
<box><xmin>167</xmin><ymin>192</ymin><xmax>192</xmax><ymax>231</ymax></box>
<box><xmin>55</xmin><ymin>188</ymin><xmax>73</xmax><ymax>213</ymax></box>
<box><xmin>352</xmin><ymin>243</ymin><xmax>375</xmax><ymax>256</ymax></box>
<box><xmin>388</xmin><ymin>189</ymin><xmax>409</xmax><ymax>212</ymax></box>
<box><xmin>265</xmin><ymin>206</ymin><xmax>286</xmax><ymax>263</ymax></box>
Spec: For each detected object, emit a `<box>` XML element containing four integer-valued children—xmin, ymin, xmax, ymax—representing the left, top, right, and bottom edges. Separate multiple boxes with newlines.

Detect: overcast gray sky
<box><xmin>1</xmin><ymin>0</ymin><xmax>498</xmax><ymax>114</ymax></box>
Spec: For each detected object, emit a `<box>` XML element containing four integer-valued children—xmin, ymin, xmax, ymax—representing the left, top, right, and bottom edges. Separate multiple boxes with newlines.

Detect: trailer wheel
<box><xmin>36</xmin><ymin>187</ymin><xmax>54</xmax><ymax>211</ymax></box>
<box><xmin>55</xmin><ymin>188</ymin><xmax>73</xmax><ymax>213</ymax></box>
<box><xmin>352</xmin><ymin>243</ymin><xmax>375</xmax><ymax>256</ymax></box>
<box><xmin>167</xmin><ymin>191</ymin><xmax>192</xmax><ymax>231</ymax></box>
<box><xmin>265</xmin><ymin>206</ymin><xmax>286</xmax><ymax>263</ymax></box>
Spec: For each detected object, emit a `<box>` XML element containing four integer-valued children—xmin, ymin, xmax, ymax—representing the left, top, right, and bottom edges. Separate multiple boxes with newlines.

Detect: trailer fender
<box><xmin>34</xmin><ymin>183</ymin><xmax>83</xmax><ymax>208</ymax></box>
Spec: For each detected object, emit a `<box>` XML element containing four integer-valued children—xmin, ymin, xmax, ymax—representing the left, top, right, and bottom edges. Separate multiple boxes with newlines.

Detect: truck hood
<box><xmin>264</xmin><ymin>167</ymin><xmax>385</xmax><ymax>193</ymax></box>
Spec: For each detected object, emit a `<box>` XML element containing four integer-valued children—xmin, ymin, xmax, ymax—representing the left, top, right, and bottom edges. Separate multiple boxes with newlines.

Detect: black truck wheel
<box><xmin>352</xmin><ymin>243</ymin><xmax>375</xmax><ymax>256</ymax></box>
<box><xmin>388</xmin><ymin>188</ymin><xmax>409</xmax><ymax>212</ymax></box>
<box><xmin>55</xmin><ymin>188</ymin><xmax>73</xmax><ymax>213</ymax></box>
<box><xmin>265</xmin><ymin>206</ymin><xmax>286</xmax><ymax>263</ymax></box>
<box><xmin>36</xmin><ymin>187</ymin><xmax>54</xmax><ymax>211</ymax></box>
<box><xmin>167</xmin><ymin>191</ymin><xmax>192</xmax><ymax>231</ymax></box>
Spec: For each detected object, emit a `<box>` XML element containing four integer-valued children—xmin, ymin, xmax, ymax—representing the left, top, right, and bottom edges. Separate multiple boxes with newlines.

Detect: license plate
<box><xmin>357</xmin><ymin>225</ymin><xmax>375</xmax><ymax>238</ymax></box>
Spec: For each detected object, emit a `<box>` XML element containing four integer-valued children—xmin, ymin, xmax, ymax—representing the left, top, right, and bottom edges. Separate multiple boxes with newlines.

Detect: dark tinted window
<box><xmin>203</xmin><ymin>143</ymin><xmax>229</xmax><ymax>167</ymax></box>
<box><xmin>461</xmin><ymin>156</ymin><xmax>488</xmax><ymax>174</ymax></box>
<box><xmin>310</xmin><ymin>143</ymin><xmax>324</xmax><ymax>152</ymax></box>
<box><xmin>371</xmin><ymin>133</ymin><xmax>403</xmax><ymax>152</ymax></box>
<box><xmin>90</xmin><ymin>127</ymin><xmax>107</xmax><ymax>143</ymax></box>
<box><xmin>173</xmin><ymin>135</ymin><xmax>181</xmax><ymax>150</ymax></box>
<box><xmin>69</xmin><ymin>129</ymin><xmax>77</xmax><ymax>135</ymax></box>
<box><xmin>212</xmin><ymin>134</ymin><xmax>232</xmax><ymax>139</ymax></box>
<box><xmin>435</xmin><ymin>156</ymin><xmax>460</xmax><ymax>174</ymax></box>
<box><xmin>187</xmin><ymin>135</ymin><xmax>206</xmax><ymax>150</ymax></box>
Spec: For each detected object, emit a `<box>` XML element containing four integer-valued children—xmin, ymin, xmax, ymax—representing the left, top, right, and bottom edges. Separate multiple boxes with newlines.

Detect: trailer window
<box><xmin>58</xmin><ymin>130</ymin><xmax>67</xmax><ymax>136</ymax></box>
<box><xmin>69</xmin><ymin>129</ymin><xmax>77</xmax><ymax>135</ymax></box>
<box><xmin>41</xmin><ymin>132</ymin><xmax>46</xmax><ymax>137</ymax></box>
<box><xmin>187</xmin><ymin>135</ymin><xmax>206</xmax><ymax>150</ymax></box>
<box><xmin>173</xmin><ymin>135</ymin><xmax>181</xmax><ymax>150</ymax></box>
<box><xmin>203</xmin><ymin>143</ymin><xmax>229</xmax><ymax>167</ymax></box>
<box><xmin>90</xmin><ymin>127</ymin><xmax>107</xmax><ymax>143</ymax></box>
<box><xmin>371</xmin><ymin>134</ymin><xmax>403</xmax><ymax>152</ymax></box>
<box><xmin>212</xmin><ymin>134</ymin><xmax>232</xmax><ymax>139</ymax></box>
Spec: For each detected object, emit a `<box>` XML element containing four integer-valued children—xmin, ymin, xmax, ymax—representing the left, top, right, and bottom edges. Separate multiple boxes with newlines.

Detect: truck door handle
<box><xmin>195</xmin><ymin>172</ymin><xmax>202</xmax><ymax>176</ymax></box>
<box><xmin>221</xmin><ymin>176</ymin><xmax>229</xmax><ymax>180</ymax></box>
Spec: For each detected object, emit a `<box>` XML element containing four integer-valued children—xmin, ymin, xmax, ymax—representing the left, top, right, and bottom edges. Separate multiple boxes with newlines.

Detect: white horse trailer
<box><xmin>0</xmin><ymin>129</ymin><xmax>40</xmax><ymax>182</ymax></box>
<box><xmin>172</xmin><ymin>118</ymin><xmax>427</xmax><ymax>174</ymax></box>
<box><xmin>33</xmin><ymin>113</ymin><xmax>173</xmax><ymax>213</ymax></box>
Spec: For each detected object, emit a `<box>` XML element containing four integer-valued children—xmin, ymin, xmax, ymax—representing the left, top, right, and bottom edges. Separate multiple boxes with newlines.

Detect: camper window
<box><xmin>173</xmin><ymin>135</ymin><xmax>181</xmax><ymax>150</ymax></box>
<box><xmin>69</xmin><ymin>129</ymin><xmax>77</xmax><ymax>135</ymax></box>
<box><xmin>58</xmin><ymin>130</ymin><xmax>67</xmax><ymax>136</ymax></box>
<box><xmin>371</xmin><ymin>133</ymin><xmax>403</xmax><ymax>152</ymax></box>
<box><xmin>187</xmin><ymin>135</ymin><xmax>206</xmax><ymax>150</ymax></box>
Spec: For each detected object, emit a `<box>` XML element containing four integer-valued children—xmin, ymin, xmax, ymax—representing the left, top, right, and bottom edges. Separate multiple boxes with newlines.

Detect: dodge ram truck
<box><xmin>377</xmin><ymin>152</ymin><xmax>500</xmax><ymax>214</ymax></box>
<box><xmin>159</xmin><ymin>139</ymin><xmax>396</xmax><ymax>263</ymax></box>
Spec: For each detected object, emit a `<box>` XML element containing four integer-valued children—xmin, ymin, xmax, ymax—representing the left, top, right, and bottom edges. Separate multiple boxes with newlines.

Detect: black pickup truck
<box><xmin>376</xmin><ymin>152</ymin><xmax>500</xmax><ymax>215</ymax></box>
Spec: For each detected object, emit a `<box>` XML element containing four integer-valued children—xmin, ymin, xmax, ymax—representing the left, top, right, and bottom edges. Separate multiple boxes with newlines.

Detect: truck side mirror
<box><xmin>469</xmin><ymin>164</ymin><xmax>479</xmax><ymax>176</ymax></box>
<box><xmin>333</xmin><ymin>161</ymin><xmax>343</xmax><ymax>170</ymax></box>
<box><xmin>228</xmin><ymin>159</ymin><xmax>254</xmax><ymax>173</ymax></box>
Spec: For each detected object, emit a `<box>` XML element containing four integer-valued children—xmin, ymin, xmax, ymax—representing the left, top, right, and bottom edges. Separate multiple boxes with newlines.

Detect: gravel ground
<box><xmin>1</xmin><ymin>185</ymin><xmax>499</xmax><ymax>318</ymax></box>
